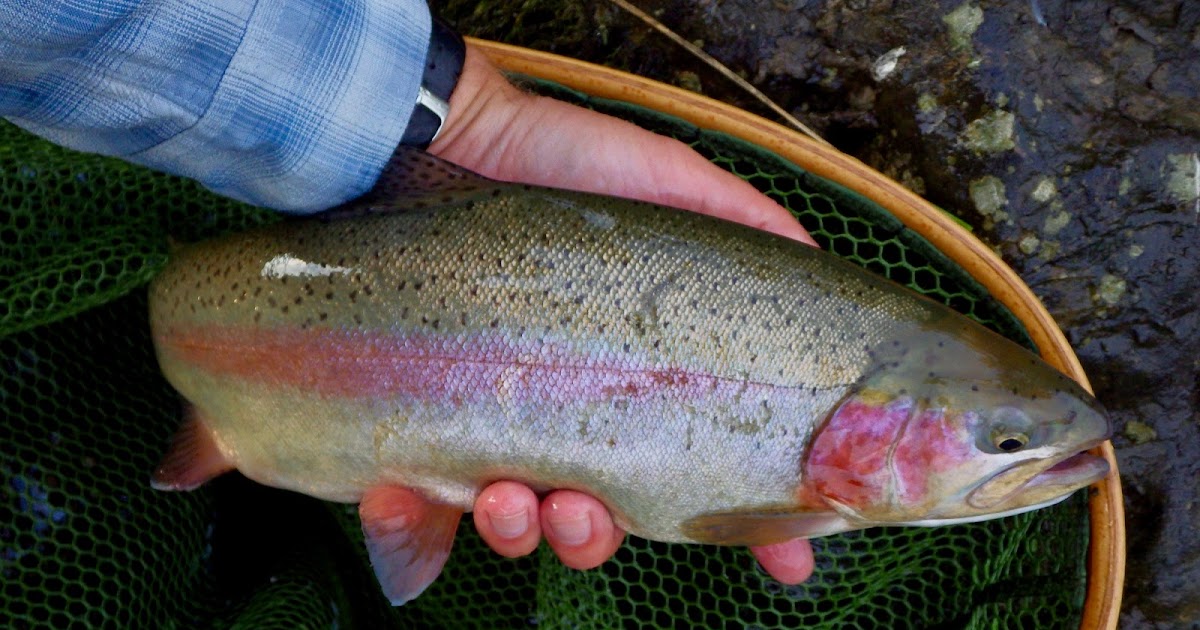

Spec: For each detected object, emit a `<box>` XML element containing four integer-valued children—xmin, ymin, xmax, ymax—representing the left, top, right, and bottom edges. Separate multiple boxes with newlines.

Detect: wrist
<box><xmin>427</xmin><ymin>43</ymin><xmax>530</xmax><ymax>163</ymax></box>
<box><xmin>399</xmin><ymin>18</ymin><xmax>465</xmax><ymax>149</ymax></box>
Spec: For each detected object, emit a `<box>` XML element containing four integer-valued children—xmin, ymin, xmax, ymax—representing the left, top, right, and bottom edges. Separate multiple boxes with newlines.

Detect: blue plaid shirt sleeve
<box><xmin>0</xmin><ymin>0</ymin><xmax>431</xmax><ymax>213</ymax></box>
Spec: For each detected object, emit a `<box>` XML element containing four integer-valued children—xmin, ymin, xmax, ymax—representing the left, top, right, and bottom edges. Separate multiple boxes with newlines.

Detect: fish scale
<box><xmin>147</xmin><ymin>149</ymin><xmax>1110</xmax><ymax>605</ymax></box>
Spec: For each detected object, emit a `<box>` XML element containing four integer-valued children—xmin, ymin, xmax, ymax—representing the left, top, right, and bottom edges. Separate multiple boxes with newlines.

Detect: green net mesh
<box><xmin>1</xmin><ymin>81</ymin><xmax>1091</xmax><ymax>629</ymax></box>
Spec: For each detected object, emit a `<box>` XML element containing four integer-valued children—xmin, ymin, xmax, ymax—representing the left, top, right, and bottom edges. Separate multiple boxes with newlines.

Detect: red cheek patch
<box><xmin>803</xmin><ymin>397</ymin><xmax>912</xmax><ymax>510</ymax></box>
<box><xmin>891</xmin><ymin>409</ymin><xmax>974</xmax><ymax>504</ymax></box>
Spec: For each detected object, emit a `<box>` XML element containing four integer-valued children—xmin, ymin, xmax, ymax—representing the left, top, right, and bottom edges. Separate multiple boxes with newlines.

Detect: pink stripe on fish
<box><xmin>157</xmin><ymin>325</ymin><xmax>761</xmax><ymax>406</ymax></box>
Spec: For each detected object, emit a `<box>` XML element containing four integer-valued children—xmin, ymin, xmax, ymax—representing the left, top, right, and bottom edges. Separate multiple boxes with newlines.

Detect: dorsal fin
<box><xmin>321</xmin><ymin>147</ymin><xmax>510</xmax><ymax>220</ymax></box>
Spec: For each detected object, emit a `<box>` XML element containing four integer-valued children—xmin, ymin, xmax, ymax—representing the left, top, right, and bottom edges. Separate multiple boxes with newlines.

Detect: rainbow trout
<box><xmin>149</xmin><ymin>149</ymin><xmax>1111</xmax><ymax>604</ymax></box>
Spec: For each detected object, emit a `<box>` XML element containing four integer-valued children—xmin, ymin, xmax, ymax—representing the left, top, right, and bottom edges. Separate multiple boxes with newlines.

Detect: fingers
<box><xmin>750</xmin><ymin>538</ymin><xmax>816</xmax><ymax>585</ymax></box>
<box><xmin>642</xmin><ymin>139</ymin><xmax>818</xmax><ymax>246</ymax></box>
<box><xmin>474</xmin><ymin>483</ymin><xmax>626</xmax><ymax>569</ymax></box>
<box><xmin>473</xmin><ymin>480</ymin><xmax>541</xmax><ymax>557</ymax></box>
<box><xmin>540</xmin><ymin>490</ymin><xmax>627</xmax><ymax>570</ymax></box>
<box><xmin>431</xmin><ymin>46</ymin><xmax>817</xmax><ymax>249</ymax></box>
<box><xmin>476</xmin><ymin>482</ymin><xmax>814</xmax><ymax>586</ymax></box>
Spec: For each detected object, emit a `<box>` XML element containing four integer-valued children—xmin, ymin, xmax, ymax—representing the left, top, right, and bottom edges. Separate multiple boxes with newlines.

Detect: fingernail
<box><xmin>489</xmin><ymin>508</ymin><xmax>528</xmax><ymax>540</ymax></box>
<box><xmin>548</xmin><ymin>512</ymin><xmax>591</xmax><ymax>547</ymax></box>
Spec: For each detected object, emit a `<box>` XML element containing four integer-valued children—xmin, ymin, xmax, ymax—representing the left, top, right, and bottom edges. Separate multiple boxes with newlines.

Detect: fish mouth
<box><xmin>967</xmin><ymin>444</ymin><xmax>1111</xmax><ymax>510</ymax></box>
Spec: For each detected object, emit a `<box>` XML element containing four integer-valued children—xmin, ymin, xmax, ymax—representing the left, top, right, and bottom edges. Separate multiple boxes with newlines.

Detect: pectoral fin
<box><xmin>681</xmin><ymin>508</ymin><xmax>856</xmax><ymax>545</ymax></box>
<box><xmin>359</xmin><ymin>485</ymin><xmax>463</xmax><ymax>606</ymax></box>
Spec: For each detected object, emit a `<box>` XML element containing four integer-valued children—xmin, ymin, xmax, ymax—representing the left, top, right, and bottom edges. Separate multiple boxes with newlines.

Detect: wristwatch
<box><xmin>400</xmin><ymin>17</ymin><xmax>466</xmax><ymax>149</ymax></box>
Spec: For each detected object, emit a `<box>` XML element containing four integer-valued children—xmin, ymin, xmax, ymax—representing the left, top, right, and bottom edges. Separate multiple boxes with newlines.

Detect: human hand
<box><xmin>430</xmin><ymin>44</ymin><xmax>816</xmax><ymax>584</ymax></box>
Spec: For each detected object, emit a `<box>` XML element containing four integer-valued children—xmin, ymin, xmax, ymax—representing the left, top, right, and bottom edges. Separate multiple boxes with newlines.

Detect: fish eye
<box><xmin>993</xmin><ymin>433</ymin><xmax>1029</xmax><ymax>453</ymax></box>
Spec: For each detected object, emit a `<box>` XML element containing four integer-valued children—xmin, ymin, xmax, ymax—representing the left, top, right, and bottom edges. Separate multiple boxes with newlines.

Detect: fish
<box><xmin>147</xmin><ymin>148</ymin><xmax>1112</xmax><ymax>605</ymax></box>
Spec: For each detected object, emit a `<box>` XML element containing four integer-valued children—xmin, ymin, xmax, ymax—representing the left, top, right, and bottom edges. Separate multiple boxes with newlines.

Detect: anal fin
<box><xmin>151</xmin><ymin>407</ymin><xmax>234</xmax><ymax>491</ymax></box>
<box><xmin>359</xmin><ymin>485</ymin><xmax>463</xmax><ymax>606</ymax></box>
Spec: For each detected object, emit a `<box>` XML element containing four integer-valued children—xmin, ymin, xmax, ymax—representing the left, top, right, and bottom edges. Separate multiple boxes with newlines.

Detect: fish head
<box><xmin>802</xmin><ymin>320</ymin><xmax>1112</xmax><ymax>528</ymax></box>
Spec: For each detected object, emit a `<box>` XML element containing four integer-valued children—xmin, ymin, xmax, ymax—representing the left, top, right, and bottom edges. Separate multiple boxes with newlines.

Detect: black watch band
<box><xmin>400</xmin><ymin>17</ymin><xmax>466</xmax><ymax>149</ymax></box>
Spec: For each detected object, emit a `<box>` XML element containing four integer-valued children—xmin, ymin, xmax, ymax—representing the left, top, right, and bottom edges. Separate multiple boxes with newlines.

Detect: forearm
<box><xmin>0</xmin><ymin>0</ymin><xmax>430</xmax><ymax>212</ymax></box>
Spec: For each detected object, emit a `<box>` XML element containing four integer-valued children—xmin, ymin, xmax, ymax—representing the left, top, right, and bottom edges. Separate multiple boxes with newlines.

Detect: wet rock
<box><xmin>968</xmin><ymin>175</ymin><xmax>1008</xmax><ymax>228</ymax></box>
<box><xmin>943</xmin><ymin>2</ymin><xmax>984</xmax><ymax>51</ymax></box>
<box><xmin>1093</xmin><ymin>273</ymin><xmax>1126</xmax><ymax>307</ymax></box>
<box><xmin>1123</xmin><ymin>420</ymin><xmax>1157</xmax><ymax>445</ymax></box>
<box><xmin>1029</xmin><ymin>176</ymin><xmax>1057</xmax><ymax>203</ymax></box>
<box><xmin>961</xmin><ymin>110</ymin><xmax>1015</xmax><ymax>153</ymax></box>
